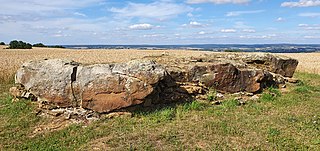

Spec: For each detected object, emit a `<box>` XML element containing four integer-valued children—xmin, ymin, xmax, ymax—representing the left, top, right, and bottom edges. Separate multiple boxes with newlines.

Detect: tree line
<box><xmin>0</xmin><ymin>40</ymin><xmax>65</xmax><ymax>49</ymax></box>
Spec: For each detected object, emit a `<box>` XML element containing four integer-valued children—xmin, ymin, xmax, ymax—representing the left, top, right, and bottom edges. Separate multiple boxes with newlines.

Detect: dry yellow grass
<box><xmin>0</xmin><ymin>45</ymin><xmax>319</xmax><ymax>83</ymax></box>
<box><xmin>0</xmin><ymin>45</ymin><xmax>211</xmax><ymax>83</ymax></box>
<box><xmin>280</xmin><ymin>53</ymin><xmax>320</xmax><ymax>75</ymax></box>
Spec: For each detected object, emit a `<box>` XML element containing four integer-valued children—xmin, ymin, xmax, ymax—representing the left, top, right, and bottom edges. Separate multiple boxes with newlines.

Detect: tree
<box><xmin>0</xmin><ymin>42</ymin><xmax>5</xmax><ymax>45</ymax></box>
<box><xmin>8</xmin><ymin>40</ymin><xmax>32</xmax><ymax>49</ymax></box>
<box><xmin>33</xmin><ymin>43</ymin><xmax>47</xmax><ymax>47</ymax></box>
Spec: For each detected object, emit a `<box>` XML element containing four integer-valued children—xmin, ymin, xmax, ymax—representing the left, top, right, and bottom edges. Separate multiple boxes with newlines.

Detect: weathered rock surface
<box><xmin>14</xmin><ymin>59</ymin><xmax>166</xmax><ymax>113</ymax></box>
<box><xmin>12</xmin><ymin>53</ymin><xmax>298</xmax><ymax>113</ymax></box>
<box><xmin>143</xmin><ymin>53</ymin><xmax>297</xmax><ymax>93</ymax></box>
<box><xmin>216</xmin><ymin>53</ymin><xmax>298</xmax><ymax>77</ymax></box>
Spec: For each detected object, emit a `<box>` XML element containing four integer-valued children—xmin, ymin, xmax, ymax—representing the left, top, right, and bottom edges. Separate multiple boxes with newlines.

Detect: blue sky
<box><xmin>0</xmin><ymin>0</ymin><xmax>320</xmax><ymax>44</ymax></box>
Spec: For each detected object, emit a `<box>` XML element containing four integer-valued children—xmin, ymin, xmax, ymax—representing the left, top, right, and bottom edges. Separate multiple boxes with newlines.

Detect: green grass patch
<box><xmin>0</xmin><ymin>72</ymin><xmax>319</xmax><ymax>150</ymax></box>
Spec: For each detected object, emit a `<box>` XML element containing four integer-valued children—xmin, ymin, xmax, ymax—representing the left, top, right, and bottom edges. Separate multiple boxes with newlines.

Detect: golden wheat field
<box><xmin>0</xmin><ymin>45</ymin><xmax>319</xmax><ymax>82</ymax></box>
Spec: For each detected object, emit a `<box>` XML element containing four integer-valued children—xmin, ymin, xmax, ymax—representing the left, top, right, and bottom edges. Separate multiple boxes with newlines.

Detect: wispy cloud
<box><xmin>281</xmin><ymin>0</ymin><xmax>320</xmax><ymax>7</ymax></box>
<box><xmin>110</xmin><ymin>1</ymin><xmax>192</xmax><ymax>20</ymax></box>
<box><xmin>242</xmin><ymin>29</ymin><xmax>256</xmax><ymax>33</ymax></box>
<box><xmin>298</xmin><ymin>24</ymin><xmax>320</xmax><ymax>30</ymax></box>
<box><xmin>299</xmin><ymin>12</ymin><xmax>320</xmax><ymax>17</ymax></box>
<box><xmin>0</xmin><ymin>0</ymin><xmax>103</xmax><ymax>15</ymax></box>
<box><xmin>276</xmin><ymin>17</ymin><xmax>285</xmax><ymax>22</ymax></box>
<box><xmin>304</xmin><ymin>35</ymin><xmax>320</xmax><ymax>39</ymax></box>
<box><xmin>221</xmin><ymin>29</ymin><xmax>237</xmax><ymax>33</ymax></box>
<box><xmin>239</xmin><ymin>34</ymin><xmax>277</xmax><ymax>39</ymax></box>
<box><xmin>226</xmin><ymin>10</ymin><xmax>265</xmax><ymax>17</ymax></box>
<box><xmin>186</xmin><ymin>0</ymin><xmax>250</xmax><ymax>4</ymax></box>
<box><xmin>129</xmin><ymin>24</ymin><xmax>154</xmax><ymax>30</ymax></box>
<box><xmin>182</xmin><ymin>21</ymin><xmax>207</xmax><ymax>28</ymax></box>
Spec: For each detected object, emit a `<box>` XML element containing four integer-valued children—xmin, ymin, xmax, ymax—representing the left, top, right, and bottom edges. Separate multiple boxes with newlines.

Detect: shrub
<box><xmin>33</xmin><ymin>43</ymin><xmax>47</xmax><ymax>47</ymax></box>
<box><xmin>0</xmin><ymin>42</ymin><xmax>5</xmax><ymax>45</ymax></box>
<box><xmin>224</xmin><ymin>49</ymin><xmax>243</xmax><ymax>52</ymax></box>
<box><xmin>32</xmin><ymin>43</ymin><xmax>65</xmax><ymax>49</ymax></box>
<box><xmin>8</xmin><ymin>40</ymin><xmax>32</xmax><ymax>49</ymax></box>
<box><xmin>49</xmin><ymin>45</ymin><xmax>65</xmax><ymax>48</ymax></box>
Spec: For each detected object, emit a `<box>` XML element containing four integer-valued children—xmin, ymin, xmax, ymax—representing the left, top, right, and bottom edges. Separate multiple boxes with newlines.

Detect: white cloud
<box><xmin>299</xmin><ymin>12</ymin><xmax>320</xmax><ymax>17</ymax></box>
<box><xmin>233</xmin><ymin>21</ymin><xmax>252</xmax><ymax>29</ymax></box>
<box><xmin>198</xmin><ymin>31</ymin><xmax>206</xmax><ymax>34</ymax></box>
<box><xmin>242</xmin><ymin>29</ymin><xmax>256</xmax><ymax>33</ymax></box>
<box><xmin>74</xmin><ymin>12</ymin><xmax>87</xmax><ymax>17</ymax></box>
<box><xmin>298</xmin><ymin>24</ymin><xmax>320</xmax><ymax>30</ymax></box>
<box><xmin>240</xmin><ymin>34</ymin><xmax>277</xmax><ymax>39</ymax></box>
<box><xmin>110</xmin><ymin>1</ymin><xmax>192</xmax><ymax>20</ymax></box>
<box><xmin>190</xmin><ymin>21</ymin><xmax>202</xmax><ymax>26</ymax></box>
<box><xmin>298</xmin><ymin>24</ymin><xmax>309</xmax><ymax>27</ymax></box>
<box><xmin>182</xmin><ymin>21</ymin><xmax>206</xmax><ymax>28</ymax></box>
<box><xmin>304</xmin><ymin>35</ymin><xmax>320</xmax><ymax>39</ymax></box>
<box><xmin>143</xmin><ymin>34</ymin><xmax>164</xmax><ymax>38</ymax></box>
<box><xmin>226</xmin><ymin>10</ymin><xmax>265</xmax><ymax>17</ymax></box>
<box><xmin>276</xmin><ymin>17</ymin><xmax>285</xmax><ymax>22</ymax></box>
<box><xmin>129</xmin><ymin>24</ymin><xmax>154</xmax><ymax>30</ymax></box>
<box><xmin>0</xmin><ymin>0</ymin><xmax>103</xmax><ymax>15</ymax></box>
<box><xmin>281</xmin><ymin>0</ymin><xmax>320</xmax><ymax>7</ymax></box>
<box><xmin>186</xmin><ymin>0</ymin><xmax>250</xmax><ymax>4</ymax></box>
<box><xmin>221</xmin><ymin>29</ymin><xmax>237</xmax><ymax>33</ymax></box>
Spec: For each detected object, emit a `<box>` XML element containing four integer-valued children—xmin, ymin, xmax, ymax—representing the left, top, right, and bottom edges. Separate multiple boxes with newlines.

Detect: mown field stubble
<box><xmin>1</xmin><ymin>45</ymin><xmax>320</xmax><ymax>83</ymax></box>
<box><xmin>0</xmin><ymin>46</ymin><xmax>319</xmax><ymax>150</ymax></box>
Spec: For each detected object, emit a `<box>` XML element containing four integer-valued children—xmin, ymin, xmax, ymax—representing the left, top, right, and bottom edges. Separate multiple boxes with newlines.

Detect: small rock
<box><xmin>238</xmin><ymin>100</ymin><xmax>246</xmax><ymax>106</ymax></box>
<box><xmin>235</xmin><ymin>97</ymin><xmax>246</xmax><ymax>105</ymax></box>
<box><xmin>9</xmin><ymin>86</ymin><xmax>22</xmax><ymax>98</ymax></box>
<box><xmin>104</xmin><ymin>112</ymin><xmax>132</xmax><ymax>119</ymax></box>
<box><xmin>47</xmin><ymin>109</ymin><xmax>64</xmax><ymax>117</ymax></box>
<box><xmin>286</xmin><ymin>78</ymin><xmax>299</xmax><ymax>84</ymax></box>
<box><xmin>182</xmin><ymin>85</ymin><xmax>204</xmax><ymax>94</ymax></box>
<box><xmin>211</xmin><ymin>100</ymin><xmax>221</xmax><ymax>105</ymax></box>
<box><xmin>216</xmin><ymin>93</ymin><xmax>224</xmax><ymax>99</ymax></box>
<box><xmin>245</xmin><ymin>93</ymin><xmax>254</xmax><ymax>96</ymax></box>
<box><xmin>250</xmin><ymin>95</ymin><xmax>260</xmax><ymax>101</ymax></box>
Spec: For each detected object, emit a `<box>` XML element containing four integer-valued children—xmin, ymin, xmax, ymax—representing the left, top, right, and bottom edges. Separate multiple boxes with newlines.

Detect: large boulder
<box><xmin>15</xmin><ymin>59</ymin><xmax>77</xmax><ymax>107</ymax></box>
<box><xmin>214</xmin><ymin>53</ymin><xmax>298</xmax><ymax>78</ymax></box>
<box><xmin>12</xmin><ymin>53</ymin><xmax>298</xmax><ymax>113</ymax></box>
<box><xmin>144</xmin><ymin>53</ymin><xmax>298</xmax><ymax>93</ymax></box>
<box><xmin>15</xmin><ymin>59</ymin><xmax>166</xmax><ymax>113</ymax></box>
<box><xmin>75</xmin><ymin>60</ymin><xmax>166</xmax><ymax>113</ymax></box>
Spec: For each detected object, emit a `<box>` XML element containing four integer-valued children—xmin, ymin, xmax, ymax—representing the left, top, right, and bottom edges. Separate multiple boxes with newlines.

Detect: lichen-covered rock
<box><xmin>15</xmin><ymin>59</ymin><xmax>77</xmax><ymax>107</ymax></box>
<box><xmin>12</xmin><ymin>53</ymin><xmax>298</xmax><ymax>113</ymax></box>
<box><xmin>145</xmin><ymin>56</ymin><xmax>274</xmax><ymax>93</ymax></box>
<box><xmin>215</xmin><ymin>53</ymin><xmax>298</xmax><ymax>78</ymax></box>
<box><xmin>14</xmin><ymin>59</ymin><xmax>166</xmax><ymax>113</ymax></box>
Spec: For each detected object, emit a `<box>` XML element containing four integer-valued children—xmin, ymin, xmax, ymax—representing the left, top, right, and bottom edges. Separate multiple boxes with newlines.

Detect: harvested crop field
<box><xmin>0</xmin><ymin>45</ymin><xmax>319</xmax><ymax>82</ymax></box>
<box><xmin>281</xmin><ymin>53</ymin><xmax>320</xmax><ymax>75</ymax></box>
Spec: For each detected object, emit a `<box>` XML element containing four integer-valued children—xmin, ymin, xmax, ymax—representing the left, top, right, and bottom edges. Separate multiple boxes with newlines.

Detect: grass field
<box><xmin>0</xmin><ymin>46</ymin><xmax>319</xmax><ymax>150</ymax></box>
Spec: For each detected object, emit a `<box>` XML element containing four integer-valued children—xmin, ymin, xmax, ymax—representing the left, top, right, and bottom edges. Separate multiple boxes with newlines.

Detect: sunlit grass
<box><xmin>0</xmin><ymin>72</ymin><xmax>318</xmax><ymax>150</ymax></box>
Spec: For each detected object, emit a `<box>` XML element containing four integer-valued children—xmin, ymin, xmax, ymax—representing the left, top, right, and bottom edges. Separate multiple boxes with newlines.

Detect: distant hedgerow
<box><xmin>0</xmin><ymin>42</ymin><xmax>5</xmax><ymax>45</ymax></box>
<box><xmin>33</xmin><ymin>43</ymin><xmax>47</xmax><ymax>47</ymax></box>
<box><xmin>8</xmin><ymin>40</ymin><xmax>32</xmax><ymax>49</ymax></box>
<box><xmin>49</xmin><ymin>45</ymin><xmax>65</xmax><ymax>48</ymax></box>
<box><xmin>33</xmin><ymin>43</ymin><xmax>65</xmax><ymax>49</ymax></box>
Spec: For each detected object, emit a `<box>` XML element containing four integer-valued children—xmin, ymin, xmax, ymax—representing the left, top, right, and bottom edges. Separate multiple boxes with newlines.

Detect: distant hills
<box><xmin>63</xmin><ymin>44</ymin><xmax>320</xmax><ymax>53</ymax></box>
